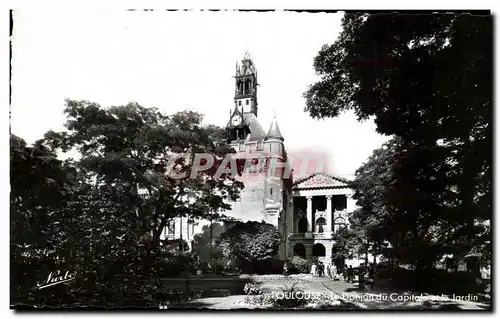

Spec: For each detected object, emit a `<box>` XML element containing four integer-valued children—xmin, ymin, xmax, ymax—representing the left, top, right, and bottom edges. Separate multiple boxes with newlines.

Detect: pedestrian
<box><xmin>326</xmin><ymin>263</ymin><xmax>331</xmax><ymax>278</ymax></box>
<box><xmin>368</xmin><ymin>263</ymin><xmax>375</xmax><ymax>289</ymax></box>
<box><xmin>358</xmin><ymin>263</ymin><xmax>367</xmax><ymax>288</ymax></box>
<box><xmin>332</xmin><ymin>264</ymin><xmax>338</xmax><ymax>280</ymax></box>
<box><xmin>343</xmin><ymin>267</ymin><xmax>348</xmax><ymax>282</ymax></box>
<box><xmin>310</xmin><ymin>263</ymin><xmax>317</xmax><ymax>276</ymax></box>
<box><xmin>347</xmin><ymin>265</ymin><xmax>354</xmax><ymax>283</ymax></box>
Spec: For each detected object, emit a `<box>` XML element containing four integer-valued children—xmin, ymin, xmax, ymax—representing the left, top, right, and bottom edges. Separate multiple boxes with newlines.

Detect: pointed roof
<box><xmin>243</xmin><ymin>113</ymin><xmax>266</xmax><ymax>141</ymax></box>
<box><xmin>226</xmin><ymin>106</ymin><xmax>245</xmax><ymax>127</ymax></box>
<box><xmin>243</xmin><ymin>50</ymin><xmax>251</xmax><ymax>61</ymax></box>
<box><xmin>236</xmin><ymin>51</ymin><xmax>256</xmax><ymax>77</ymax></box>
<box><xmin>265</xmin><ymin>115</ymin><xmax>284</xmax><ymax>141</ymax></box>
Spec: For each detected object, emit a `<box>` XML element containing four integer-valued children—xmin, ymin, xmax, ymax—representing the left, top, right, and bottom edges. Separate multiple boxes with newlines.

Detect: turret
<box><xmin>264</xmin><ymin>115</ymin><xmax>285</xmax><ymax>156</ymax></box>
<box><xmin>265</xmin><ymin>116</ymin><xmax>284</xmax><ymax>142</ymax></box>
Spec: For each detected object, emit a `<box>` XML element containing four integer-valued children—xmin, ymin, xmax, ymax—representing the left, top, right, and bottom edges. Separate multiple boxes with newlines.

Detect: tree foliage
<box><xmin>331</xmin><ymin>226</ymin><xmax>364</xmax><ymax>260</ymax></box>
<box><xmin>305</xmin><ymin>13</ymin><xmax>492</xmax><ymax>272</ymax></box>
<box><xmin>219</xmin><ymin>221</ymin><xmax>282</xmax><ymax>264</ymax></box>
<box><xmin>192</xmin><ymin>222</ymin><xmax>225</xmax><ymax>263</ymax></box>
<box><xmin>11</xmin><ymin>100</ymin><xmax>246</xmax><ymax>307</ymax></box>
<box><xmin>43</xmin><ymin>100</ymin><xmax>244</xmax><ymax>250</ymax></box>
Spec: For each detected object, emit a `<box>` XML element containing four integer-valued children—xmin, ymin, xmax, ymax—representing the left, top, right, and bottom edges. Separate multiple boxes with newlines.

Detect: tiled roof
<box><xmin>243</xmin><ymin>113</ymin><xmax>266</xmax><ymax>142</ymax></box>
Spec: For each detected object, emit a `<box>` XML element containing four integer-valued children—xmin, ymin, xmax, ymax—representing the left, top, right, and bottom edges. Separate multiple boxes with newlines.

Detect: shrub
<box><xmin>287</xmin><ymin>256</ymin><xmax>311</xmax><ymax>274</ymax></box>
<box><xmin>243</xmin><ymin>283</ymin><xmax>262</xmax><ymax>295</ymax></box>
<box><xmin>243</xmin><ymin>282</ymin><xmax>307</xmax><ymax>309</ymax></box>
<box><xmin>272</xmin><ymin>283</ymin><xmax>308</xmax><ymax>309</ymax></box>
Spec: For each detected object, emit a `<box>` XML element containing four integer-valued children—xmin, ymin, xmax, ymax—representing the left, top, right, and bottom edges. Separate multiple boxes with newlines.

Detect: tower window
<box><xmin>238</xmin><ymin>101</ymin><xmax>242</xmax><ymax>106</ymax></box>
<box><xmin>270</xmin><ymin>188</ymin><xmax>273</xmax><ymax>196</ymax></box>
<box><xmin>246</xmin><ymin>100</ymin><xmax>249</xmax><ymax>105</ymax></box>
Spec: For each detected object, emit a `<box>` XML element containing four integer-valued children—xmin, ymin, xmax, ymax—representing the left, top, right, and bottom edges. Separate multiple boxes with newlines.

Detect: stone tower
<box><xmin>225</xmin><ymin>53</ymin><xmax>293</xmax><ymax>259</ymax></box>
<box><xmin>235</xmin><ymin>51</ymin><xmax>258</xmax><ymax>117</ymax></box>
<box><xmin>263</xmin><ymin>116</ymin><xmax>286</xmax><ymax>228</ymax></box>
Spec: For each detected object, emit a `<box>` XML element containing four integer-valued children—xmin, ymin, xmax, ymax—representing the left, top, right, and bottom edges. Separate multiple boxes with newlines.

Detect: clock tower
<box><xmin>226</xmin><ymin>52</ymin><xmax>259</xmax><ymax>143</ymax></box>
<box><xmin>226</xmin><ymin>105</ymin><xmax>250</xmax><ymax>142</ymax></box>
<box><xmin>234</xmin><ymin>51</ymin><xmax>258</xmax><ymax>117</ymax></box>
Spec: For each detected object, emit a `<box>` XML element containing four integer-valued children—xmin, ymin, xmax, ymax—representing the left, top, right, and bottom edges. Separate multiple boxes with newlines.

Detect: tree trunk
<box><xmin>210</xmin><ymin>217</ymin><xmax>213</xmax><ymax>273</ymax></box>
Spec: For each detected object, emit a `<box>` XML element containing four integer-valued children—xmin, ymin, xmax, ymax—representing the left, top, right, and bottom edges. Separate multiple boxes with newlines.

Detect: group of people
<box><xmin>310</xmin><ymin>262</ymin><xmax>375</xmax><ymax>288</ymax></box>
<box><xmin>309</xmin><ymin>261</ymin><xmax>324</xmax><ymax>277</ymax></box>
<box><xmin>287</xmin><ymin>259</ymin><xmax>376</xmax><ymax>289</ymax></box>
<box><xmin>310</xmin><ymin>261</ymin><xmax>341</xmax><ymax>280</ymax></box>
<box><xmin>344</xmin><ymin>263</ymin><xmax>375</xmax><ymax>289</ymax></box>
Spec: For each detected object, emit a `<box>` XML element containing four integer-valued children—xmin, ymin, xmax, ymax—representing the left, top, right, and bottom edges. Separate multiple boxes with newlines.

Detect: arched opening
<box><xmin>315</xmin><ymin>217</ymin><xmax>326</xmax><ymax>233</ymax></box>
<box><xmin>312</xmin><ymin>243</ymin><xmax>326</xmax><ymax>257</ymax></box>
<box><xmin>293</xmin><ymin>243</ymin><xmax>306</xmax><ymax>259</ymax></box>
<box><xmin>297</xmin><ymin>217</ymin><xmax>308</xmax><ymax>233</ymax></box>
<box><xmin>244</xmin><ymin>80</ymin><xmax>250</xmax><ymax>94</ymax></box>
<box><xmin>237</xmin><ymin>81</ymin><xmax>243</xmax><ymax>95</ymax></box>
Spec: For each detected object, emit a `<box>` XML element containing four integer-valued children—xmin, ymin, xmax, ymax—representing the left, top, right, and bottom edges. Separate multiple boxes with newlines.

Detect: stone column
<box><xmin>326</xmin><ymin>195</ymin><xmax>332</xmax><ymax>233</ymax></box>
<box><xmin>306</xmin><ymin>196</ymin><xmax>313</xmax><ymax>232</ymax></box>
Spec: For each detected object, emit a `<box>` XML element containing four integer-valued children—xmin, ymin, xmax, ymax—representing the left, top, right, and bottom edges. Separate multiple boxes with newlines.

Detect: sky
<box><xmin>11</xmin><ymin>9</ymin><xmax>390</xmax><ymax>179</ymax></box>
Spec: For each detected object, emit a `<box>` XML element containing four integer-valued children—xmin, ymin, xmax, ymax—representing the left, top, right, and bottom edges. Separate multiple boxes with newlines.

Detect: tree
<box><xmin>304</xmin><ymin>12</ymin><xmax>492</xmax><ymax>278</ymax></box>
<box><xmin>10</xmin><ymin>134</ymin><xmax>78</xmax><ymax>305</ymax></box>
<box><xmin>10</xmin><ymin>134</ymin><xmax>75</xmax><ymax>252</ymax></box>
<box><xmin>43</xmin><ymin>99</ymin><xmax>244</xmax><ymax>253</ymax></box>
<box><xmin>12</xmin><ymin>100</ymin><xmax>246</xmax><ymax>307</ymax></box>
<box><xmin>192</xmin><ymin>222</ymin><xmax>225</xmax><ymax>264</ymax></box>
<box><xmin>219</xmin><ymin>221</ymin><xmax>282</xmax><ymax>271</ymax></box>
<box><xmin>331</xmin><ymin>226</ymin><xmax>363</xmax><ymax>260</ymax></box>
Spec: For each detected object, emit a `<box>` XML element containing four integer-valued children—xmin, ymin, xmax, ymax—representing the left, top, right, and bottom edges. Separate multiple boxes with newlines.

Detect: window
<box><xmin>315</xmin><ymin>217</ymin><xmax>327</xmax><ymax>233</ymax></box>
<box><xmin>256</xmin><ymin>142</ymin><xmax>264</xmax><ymax>150</ymax></box>
<box><xmin>238</xmin><ymin>101</ymin><xmax>242</xmax><ymax>106</ymax></box>
<box><xmin>270</xmin><ymin>188</ymin><xmax>273</xmax><ymax>196</ymax></box>
<box><xmin>166</xmin><ymin>221</ymin><xmax>175</xmax><ymax>238</ymax></box>
<box><xmin>246</xmin><ymin>99</ymin><xmax>249</xmax><ymax>105</ymax></box>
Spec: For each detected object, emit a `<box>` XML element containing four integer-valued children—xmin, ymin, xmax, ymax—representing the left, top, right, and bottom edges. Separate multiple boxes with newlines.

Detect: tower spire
<box><xmin>243</xmin><ymin>50</ymin><xmax>251</xmax><ymax>61</ymax></box>
<box><xmin>266</xmin><ymin>115</ymin><xmax>284</xmax><ymax>141</ymax></box>
<box><xmin>234</xmin><ymin>51</ymin><xmax>258</xmax><ymax>117</ymax></box>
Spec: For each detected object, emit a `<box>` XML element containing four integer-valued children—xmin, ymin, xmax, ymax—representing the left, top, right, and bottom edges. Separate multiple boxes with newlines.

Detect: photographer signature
<box><xmin>37</xmin><ymin>270</ymin><xmax>77</xmax><ymax>290</ymax></box>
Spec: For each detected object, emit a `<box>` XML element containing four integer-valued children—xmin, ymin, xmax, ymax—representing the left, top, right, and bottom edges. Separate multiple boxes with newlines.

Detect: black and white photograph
<box><xmin>8</xmin><ymin>7</ymin><xmax>492</xmax><ymax>311</ymax></box>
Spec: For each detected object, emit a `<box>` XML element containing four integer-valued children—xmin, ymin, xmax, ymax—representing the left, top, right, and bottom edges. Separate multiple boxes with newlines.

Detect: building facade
<box><xmin>162</xmin><ymin>53</ymin><xmax>364</xmax><ymax>266</ymax></box>
<box><xmin>288</xmin><ymin>173</ymin><xmax>357</xmax><ymax>267</ymax></box>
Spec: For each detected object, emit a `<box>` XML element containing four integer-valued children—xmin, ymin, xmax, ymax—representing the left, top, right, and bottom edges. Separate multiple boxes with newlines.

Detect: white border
<box><xmin>2</xmin><ymin>2</ymin><xmax>498</xmax><ymax>319</ymax></box>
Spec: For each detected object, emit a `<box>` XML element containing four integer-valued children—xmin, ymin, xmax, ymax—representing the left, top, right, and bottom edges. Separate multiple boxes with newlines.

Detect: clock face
<box><xmin>232</xmin><ymin>116</ymin><xmax>242</xmax><ymax>126</ymax></box>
